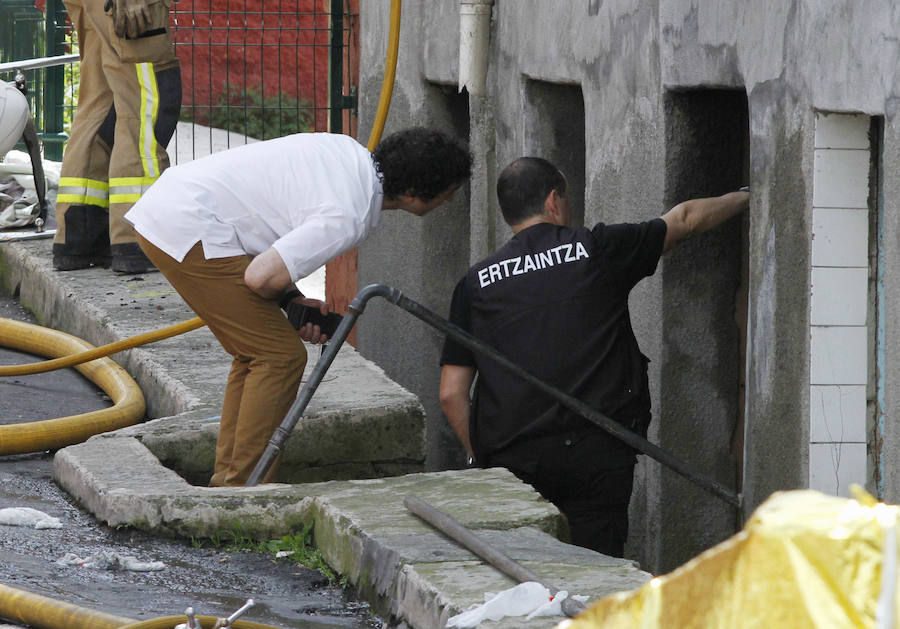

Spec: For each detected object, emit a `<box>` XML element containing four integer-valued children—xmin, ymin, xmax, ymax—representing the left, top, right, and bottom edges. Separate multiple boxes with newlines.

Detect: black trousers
<box><xmin>505</xmin><ymin>434</ymin><xmax>636</xmax><ymax>557</ymax></box>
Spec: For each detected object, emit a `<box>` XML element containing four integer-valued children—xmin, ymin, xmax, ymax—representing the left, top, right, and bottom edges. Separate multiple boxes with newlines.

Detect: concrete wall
<box><xmin>356</xmin><ymin>0</ymin><xmax>900</xmax><ymax>573</ymax></box>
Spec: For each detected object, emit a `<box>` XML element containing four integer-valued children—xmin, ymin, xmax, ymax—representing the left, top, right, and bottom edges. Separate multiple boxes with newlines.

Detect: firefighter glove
<box><xmin>105</xmin><ymin>0</ymin><xmax>172</xmax><ymax>39</ymax></box>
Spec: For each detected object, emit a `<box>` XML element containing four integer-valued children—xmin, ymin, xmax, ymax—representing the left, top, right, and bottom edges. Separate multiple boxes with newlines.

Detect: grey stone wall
<box><xmin>356</xmin><ymin>0</ymin><xmax>900</xmax><ymax>573</ymax></box>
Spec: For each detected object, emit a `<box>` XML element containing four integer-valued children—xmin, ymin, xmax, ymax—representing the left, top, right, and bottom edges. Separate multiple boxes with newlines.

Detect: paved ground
<box><xmin>0</xmin><ymin>293</ymin><xmax>380</xmax><ymax>629</ymax></box>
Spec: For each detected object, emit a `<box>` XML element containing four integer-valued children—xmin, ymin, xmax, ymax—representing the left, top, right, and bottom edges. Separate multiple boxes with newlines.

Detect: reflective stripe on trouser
<box><xmin>109</xmin><ymin>176</ymin><xmax>159</xmax><ymax>205</ymax></box>
<box><xmin>54</xmin><ymin>0</ymin><xmax>180</xmax><ymax>253</ymax></box>
<box><xmin>137</xmin><ymin>235</ymin><xmax>308</xmax><ymax>487</ymax></box>
<box><xmin>57</xmin><ymin>177</ymin><xmax>109</xmax><ymax>208</ymax></box>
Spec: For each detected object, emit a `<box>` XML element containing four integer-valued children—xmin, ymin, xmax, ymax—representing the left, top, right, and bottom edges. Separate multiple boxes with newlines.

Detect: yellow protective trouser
<box><xmin>54</xmin><ymin>0</ymin><xmax>180</xmax><ymax>259</ymax></box>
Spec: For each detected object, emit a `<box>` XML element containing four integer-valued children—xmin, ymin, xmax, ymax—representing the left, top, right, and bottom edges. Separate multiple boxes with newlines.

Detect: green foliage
<box><xmin>190</xmin><ymin>522</ymin><xmax>346</xmax><ymax>587</ymax></box>
<box><xmin>260</xmin><ymin>523</ymin><xmax>347</xmax><ymax>587</ymax></box>
<box><xmin>182</xmin><ymin>84</ymin><xmax>313</xmax><ymax>140</ymax></box>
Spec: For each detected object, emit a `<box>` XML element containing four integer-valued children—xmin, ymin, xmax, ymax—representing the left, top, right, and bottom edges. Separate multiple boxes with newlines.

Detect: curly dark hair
<box><xmin>372</xmin><ymin>127</ymin><xmax>472</xmax><ymax>201</ymax></box>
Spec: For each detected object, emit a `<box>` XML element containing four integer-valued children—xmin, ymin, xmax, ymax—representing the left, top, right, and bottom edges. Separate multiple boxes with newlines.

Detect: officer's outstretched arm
<box><xmin>661</xmin><ymin>189</ymin><xmax>750</xmax><ymax>253</ymax></box>
<box><xmin>439</xmin><ymin>365</ymin><xmax>476</xmax><ymax>458</ymax></box>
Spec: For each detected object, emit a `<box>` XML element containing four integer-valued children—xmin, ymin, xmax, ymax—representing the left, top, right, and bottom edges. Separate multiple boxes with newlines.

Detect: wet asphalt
<box><xmin>0</xmin><ymin>294</ymin><xmax>382</xmax><ymax>629</ymax></box>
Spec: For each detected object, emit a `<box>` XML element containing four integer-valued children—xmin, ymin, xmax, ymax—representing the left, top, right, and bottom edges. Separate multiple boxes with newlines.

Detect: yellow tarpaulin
<box><xmin>559</xmin><ymin>488</ymin><xmax>899</xmax><ymax>629</ymax></box>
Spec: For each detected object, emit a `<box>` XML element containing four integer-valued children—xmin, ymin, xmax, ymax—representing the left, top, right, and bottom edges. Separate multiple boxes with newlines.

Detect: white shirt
<box><xmin>125</xmin><ymin>133</ymin><xmax>383</xmax><ymax>282</ymax></box>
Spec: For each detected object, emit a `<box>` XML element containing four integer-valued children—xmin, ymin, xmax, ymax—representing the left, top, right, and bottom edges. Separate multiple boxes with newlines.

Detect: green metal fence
<box><xmin>0</xmin><ymin>0</ymin><xmax>358</xmax><ymax>163</ymax></box>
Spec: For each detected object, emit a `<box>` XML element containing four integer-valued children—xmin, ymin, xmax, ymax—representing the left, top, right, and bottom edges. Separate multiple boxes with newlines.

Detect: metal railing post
<box><xmin>42</xmin><ymin>0</ymin><xmax>68</xmax><ymax>160</ymax></box>
<box><xmin>328</xmin><ymin>0</ymin><xmax>344</xmax><ymax>134</ymax></box>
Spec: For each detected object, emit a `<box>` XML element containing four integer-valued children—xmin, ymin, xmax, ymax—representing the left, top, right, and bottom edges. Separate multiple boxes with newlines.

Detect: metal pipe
<box><xmin>246</xmin><ymin>283</ymin><xmax>739</xmax><ymax>509</ymax></box>
<box><xmin>245</xmin><ymin>284</ymin><xmax>401</xmax><ymax>486</ymax></box>
<box><xmin>393</xmin><ymin>291</ymin><xmax>741</xmax><ymax>509</ymax></box>
<box><xmin>404</xmin><ymin>496</ymin><xmax>585</xmax><ymax>618</ymax></box>
<box><xmin>0</xmin><ymin>53</ymin><xmax>79</xmax><ymax>74</ymax></box>
<box><xmin>458</xmin><ymin>0</ymin><xmax>493</xmax><ymax>97</ymax></box>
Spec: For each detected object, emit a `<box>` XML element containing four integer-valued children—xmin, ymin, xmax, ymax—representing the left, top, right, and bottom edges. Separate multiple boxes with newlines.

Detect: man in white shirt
<box><xmin>126</xmin><ymin>128</ymin><xmax>472</xmax><ymax>486</ymax></box>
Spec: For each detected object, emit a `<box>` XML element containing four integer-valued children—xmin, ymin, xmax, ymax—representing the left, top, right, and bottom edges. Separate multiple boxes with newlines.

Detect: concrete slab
<box><xmin>0</xmin><ymin>235</ymin><xmax>652</xmax><ymax>628</ymax></box>
<box><xmin>0</xmin><ymin>237</ymin><xmax>426</xmax><ymax>483</ymax></box>
<box><xmin>53</xmin><ymin>435</ymin><xmax>649</xmax><ymax>627</ymax></box>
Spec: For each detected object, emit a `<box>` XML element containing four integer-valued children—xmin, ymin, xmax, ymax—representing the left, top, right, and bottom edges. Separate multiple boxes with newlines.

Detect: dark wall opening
<box><xmin>357</xmin><ymin>82</ymin><xmax>471</xmax><ymax>472</ymax></box>
<box><xmin>659</xmin><ymin>88</ymin><xmax>749</xmax><ymax>571</ymax></box>
<box><xmin>424</xmin><ymin>84</ymin><xmax>472</xmax><ymax>469</ymax></box>
<box><xmin>523</xmin><ymin>81</ymin><xmax>586</xmax><ymax>228</ymax></box>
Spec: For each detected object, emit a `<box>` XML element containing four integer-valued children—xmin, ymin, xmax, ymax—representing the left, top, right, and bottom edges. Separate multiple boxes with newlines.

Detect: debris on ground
<box><xmin>447</xmin><ymin>581</ymin><xmax>588</xmax><ymax>627</ymax></box>
<box><xmin>0</xmin><ymin>507</ymin><xmax>62</xmax><ymax>529</ymax></box>
<box><xmin>55</xmin><ymin>551</ymin><xmax>166</xmax><ymax>572</ymax></box>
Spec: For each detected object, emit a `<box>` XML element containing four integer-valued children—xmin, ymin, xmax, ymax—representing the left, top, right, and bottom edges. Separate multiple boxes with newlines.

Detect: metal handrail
<box><xmin>245</xmin><ymin>283</ymin><xmax>742</xmax><ymax>510</ymax></box>
<box><xmin>0</xmin><ymin>53</ymin><xmax>79</xmax><ymax>74</ymax></box>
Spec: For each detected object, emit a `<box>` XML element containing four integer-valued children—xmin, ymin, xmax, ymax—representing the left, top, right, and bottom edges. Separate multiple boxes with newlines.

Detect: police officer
<box><xmin>439</xmin><ymin>156</ymin><xmax>749</xmax><ymax>557</ymax></box>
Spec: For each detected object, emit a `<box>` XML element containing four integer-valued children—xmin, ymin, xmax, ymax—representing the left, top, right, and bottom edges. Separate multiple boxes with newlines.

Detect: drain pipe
<box><xmin>459</xmin><ymin>0</ymin><xmax>496</xmax><ymax>263</ymax></box>
<box><xmin>458</xmin><ymin>0</ymin><xmax>492</xmax><ymax>98</ymax></box>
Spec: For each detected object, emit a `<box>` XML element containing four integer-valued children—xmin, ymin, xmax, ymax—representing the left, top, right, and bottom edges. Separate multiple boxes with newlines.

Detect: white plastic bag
<box><xmin>0</xmin><ymin>150</ymin><xmax>60</xmax><ymax>229</ymax></box>
<box><xmin>0</xmin><ymin>507</ymin><xmax>62</xmax><ymax>529</ymax></box>
<box><xmin>446</xmin><ymin>582</ymin><xmax>555</xmax><ymax>627</ymax></box>
<box><xmin>526</xmin><ymin>590</ymin><xmax>588</xmax><ymax>619</ymax></box>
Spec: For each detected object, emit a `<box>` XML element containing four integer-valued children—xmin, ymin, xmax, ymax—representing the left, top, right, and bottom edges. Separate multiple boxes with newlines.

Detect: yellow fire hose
<box><xmin>0</xmin><ymin>316</ymin><xmax>206</xmax><ymax>377</ymax></box>
<box><xmin>0</xmin><ymin>3</ymin><xmax>402</xmax><ymax>626</ymax></box>
<box><xmin>0</xmin><ymin>583</ymin><xmax>283</xmax><ymax>629</ymax></box>
<box><xmin>0</xmin><ymin>318</ymin><xmax>147</xmax><ymax>454</ymax></box>
<box><xmin>366</xmin><ymin>0</ymin><xmax>401</xmax><ymax>152</ymax></box>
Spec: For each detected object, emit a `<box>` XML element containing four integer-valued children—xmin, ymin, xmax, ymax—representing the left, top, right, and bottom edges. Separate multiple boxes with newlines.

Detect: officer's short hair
<box><xmin>373</xmin><ymin>127</ymin><xmax>472</xmax><ymax>201</ymax></box>
<box><xmin>496</xmin><ymin>157</ymin><xmax>567</xmax><ymax>226</ymax></box>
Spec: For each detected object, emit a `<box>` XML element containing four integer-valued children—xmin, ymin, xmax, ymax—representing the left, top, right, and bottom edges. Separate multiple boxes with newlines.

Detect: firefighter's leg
<box><xmin>109</xmin><ymin>59</ymin><xmax>180</xmax><ymax>273</ymax></box>
<box><xmin>53</xmin><ymin>0</ymin><xmax>116</xmax><ymax>270</ymax></box>
<box><xmin>84</xmin><ymin>0</ymin><xmax>182</xmax><ymax>273</ymax></box>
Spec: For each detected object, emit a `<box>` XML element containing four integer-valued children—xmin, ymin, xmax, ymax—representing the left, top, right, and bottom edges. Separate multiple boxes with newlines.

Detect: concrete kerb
<box><xmin>53</xmin><ymin>436</ymin><xmax>649</xmax><ymax>627</ymax></box>
<box><xmin>0</xmin><ymin>238</ymin><xmax>429</xmax><ymax>483</ymax></box>
<box><xmin>0</xmin><ymin>238</ymin><xmax>653</xmax><ymax>627</ymax></box>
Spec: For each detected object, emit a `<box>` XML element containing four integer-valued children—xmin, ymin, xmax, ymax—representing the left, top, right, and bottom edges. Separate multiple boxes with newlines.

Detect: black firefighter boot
<box><xmin>111</xmin><ymin>242</ymin><xmax>156</xmax><ymax>274</ymax></box>
<box><xmin>52</xmin><ymin>205</ymin><xmax>111</xmax><ymax>270</ymax></box>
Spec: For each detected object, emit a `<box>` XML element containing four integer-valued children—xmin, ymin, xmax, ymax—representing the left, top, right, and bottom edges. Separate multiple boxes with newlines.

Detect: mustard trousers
<box><xmin>55</xmin><ymin>0</ymin><xmax>180</xmax><ymax>257</ymax></box>
<box><xmin>138</xmin><ymin>236</ymin><xmax>307</xmax><ymax>486</ymax></box>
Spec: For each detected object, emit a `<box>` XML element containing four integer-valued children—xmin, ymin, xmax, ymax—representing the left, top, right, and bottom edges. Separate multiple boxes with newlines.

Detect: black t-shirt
<box><xmin>440</xmin><ymin>218</ymin><xmax>666</xmax><ymax>472</ymax></box>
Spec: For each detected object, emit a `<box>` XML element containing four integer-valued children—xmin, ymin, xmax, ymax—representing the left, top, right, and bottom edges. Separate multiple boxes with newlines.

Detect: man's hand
<box><xmin>290</xmin><ymin>297</ymin><xmax>330</xmax><ymax>345</ymax></box>
<box><xmin>105</xmin><ymin>0</ymin><xmax>170</xmax><ymax>39</ymax></box>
